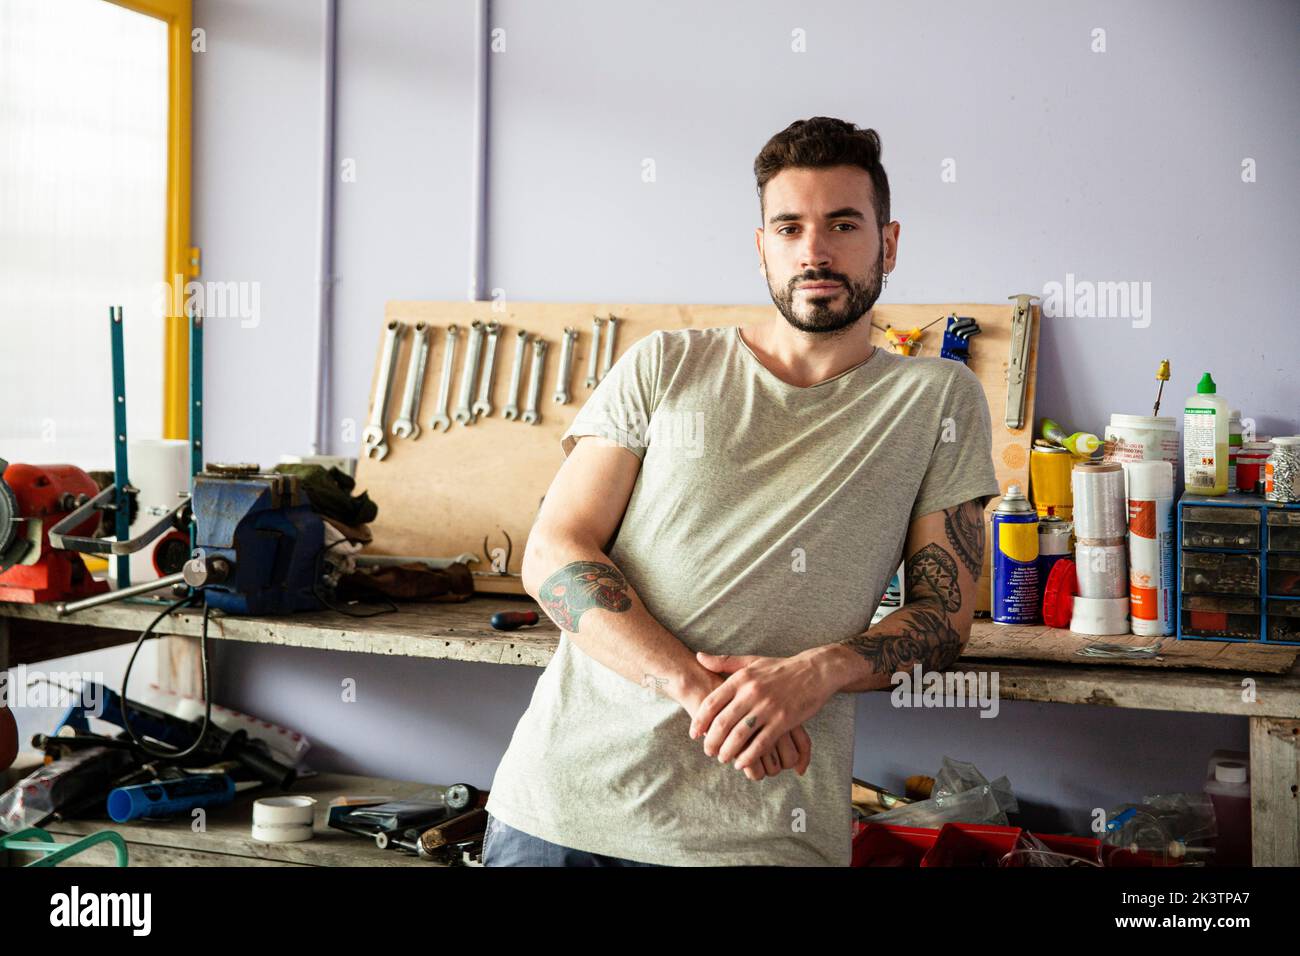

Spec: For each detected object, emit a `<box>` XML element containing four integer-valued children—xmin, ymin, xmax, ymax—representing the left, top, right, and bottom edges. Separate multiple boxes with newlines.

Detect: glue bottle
<box><xmin>1042</xmin><ymin>418</ymin><xmax>1102</xmax><ymax>457</ymax></box>
<box><xmin>1183</xmin><ymin>373</ymin><xmax>1229</xmax><ymax>496</ymax></box>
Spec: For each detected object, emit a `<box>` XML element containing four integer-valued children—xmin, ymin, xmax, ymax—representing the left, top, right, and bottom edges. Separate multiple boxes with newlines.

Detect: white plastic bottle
<box><xmin>1183</xmin><ymin>372</ymin><xmax>1229</xmax><ymax>496</ymax></box>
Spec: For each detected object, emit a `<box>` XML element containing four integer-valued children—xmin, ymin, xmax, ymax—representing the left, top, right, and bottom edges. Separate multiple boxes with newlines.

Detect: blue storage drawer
<box><xmin>1176</xmin><ymin>492</ymin><xmax>1300</xmax><ymax>646</ymax></box>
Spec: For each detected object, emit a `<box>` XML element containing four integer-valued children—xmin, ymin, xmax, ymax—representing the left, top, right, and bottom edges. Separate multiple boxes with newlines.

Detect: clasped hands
<box><xmin>685</xmin><ymin>649</ymin><xmax>836</xmax><ymax>782</ymax></box>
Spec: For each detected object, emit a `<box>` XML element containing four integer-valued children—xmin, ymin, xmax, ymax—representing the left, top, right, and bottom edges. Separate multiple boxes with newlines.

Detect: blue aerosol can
<box><xmin>992</xmin><ymin>483</ymin><xmax>1041</xmax><ymax>624</ymax></box>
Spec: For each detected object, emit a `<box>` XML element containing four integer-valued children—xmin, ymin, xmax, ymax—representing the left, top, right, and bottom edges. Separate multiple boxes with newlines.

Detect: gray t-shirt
<box><xmin>485</xmin><ymin>324</ymin><xmax>1001</xmax><ymax>866</ymax></box>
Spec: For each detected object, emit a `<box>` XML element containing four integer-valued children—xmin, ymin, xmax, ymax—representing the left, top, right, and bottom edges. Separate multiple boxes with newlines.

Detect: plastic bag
<box><xmin>999</xmin><ymin>830</ymin><xmax>1102</xmax><ymax>867</ymax></box>
<box><xmin>866</xmin><ymin>756</ymin><xmax>1018</xmax><ymax>828</ymax></box>
<box><xmin>0</xmin><ymin>746</ymin><xmax>135</xmax><ymax>833</ymax></box>
<box><xmin>1101</xmin><ymin>792</ymin><xmax>1217</xmax><ymax>865</ymax></box>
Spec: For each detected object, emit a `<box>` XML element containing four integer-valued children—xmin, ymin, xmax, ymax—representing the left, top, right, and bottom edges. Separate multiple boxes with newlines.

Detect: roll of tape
<box><xmin>254</xmin><ymin>794</ymin><xmax>317</xmax><ymax>825</ymax></box>
<box><xmin>1070</xmin><ymin>595</ymin><xmax>1131</xmax><ymax>636</ymax></box>
<box><xmin>253</xmin><ymin>795</ymin><xmax>317</xmax><ymax>842</ymax></box>
<box><xmin>252</xmin><ymin>821</ymin><xmax>314</xmax><ymax>843</ymax></box>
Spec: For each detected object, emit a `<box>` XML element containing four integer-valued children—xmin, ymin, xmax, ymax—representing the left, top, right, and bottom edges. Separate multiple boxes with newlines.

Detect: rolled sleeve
<box><xmin>560</xmin><ymin>330</ymin><xmax>662</xmax><ymax>460</ymax></box>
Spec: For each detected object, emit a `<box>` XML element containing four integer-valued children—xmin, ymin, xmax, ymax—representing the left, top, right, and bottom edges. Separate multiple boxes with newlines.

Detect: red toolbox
<box><xmin>852</xmin><ymin>820</ymin><xmax>1168</xmax><ymax>867</ymax></box>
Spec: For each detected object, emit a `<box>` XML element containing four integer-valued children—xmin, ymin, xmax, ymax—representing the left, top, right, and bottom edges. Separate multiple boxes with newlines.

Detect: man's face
<box><xmin>755</xmin><ymin>165</ymin><xmax>890</xmax><ymax>335</ymax></box>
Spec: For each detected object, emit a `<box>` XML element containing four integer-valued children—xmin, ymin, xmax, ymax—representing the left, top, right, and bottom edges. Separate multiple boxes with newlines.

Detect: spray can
<box><xmin>1037</xmin><ymin>512</ymin><xmax>1073</xmax><ymax>588</ymax></box>
<box><xmin>992</xmin><ymin>484</ymin><xmax>1041</xmax><ymax>624</ymax></box>
<box><xmin>1126</xmin><ymin>461</ymin><xmax>1174</xmax><ymax>636</ymax></box>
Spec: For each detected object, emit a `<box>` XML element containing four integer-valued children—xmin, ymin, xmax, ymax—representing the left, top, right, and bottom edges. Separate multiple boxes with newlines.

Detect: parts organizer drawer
<box><xmin>1176</xmin><ymin>493</ymin><xmax>1300</xmax><ymax>645</ymax></box>
<box><xmin>1268</xmin><ymin>555</ymin><xmax>1300</xmax><ymax>598</ymax></box>
<box><xmin>1267</xmin><ymin>511</ymin><xmax>1300</xmax><ymax>552</ymax></box>
<box><xmin>1268</xmin><ymin>601</ymin><xmax>1300</xmax><ymax>642</ymax></box>
<box><xmin>1180</xmin><ymin>552</ymin><xmax>1259</xmax><ymax>596</ymax></box>
<box><xmin>1181</xmin><ymin>594</ymin><xmax>1259</xmax><ymax>641</ymax></box>
<box><xmin>1182</xmin><ymin>505</ymin><xmax>1260</xmax><ymax>550</ymax></box>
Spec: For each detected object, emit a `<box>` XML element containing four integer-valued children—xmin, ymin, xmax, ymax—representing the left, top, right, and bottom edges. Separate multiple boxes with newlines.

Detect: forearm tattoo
<box><xmin>837</xmin><ymin>605</ymin><xmax>964</xmax><ymax>674</ymax></box>
<box><xmin>538</xmin><ymin>560</ymin><xmax>633</xmax><ymax>632</ymax></box>
<box><xmin>838</xmin><ymin>500</ymin><xmax>985</xmax><ymax>677</ymax></box>
<box><xmin>905</xmin><ymin>544</ymin><xmax>961</xmax><ymax>612</ymax></box>
<box><xmin>944</xmin><ymin>500</ymin><xmax>986</xmax><ymax>580</ymax></box>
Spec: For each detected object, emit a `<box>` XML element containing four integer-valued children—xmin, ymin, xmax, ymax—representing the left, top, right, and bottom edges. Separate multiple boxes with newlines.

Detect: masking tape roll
<box><xmin>252</xmin><ymin>821</ymin><xmax>314</xmax><ymax>843</ymax></box>
<box><xmin>252</xmin><ymin>794</ymin><xmax>317</xmax><ymax>842</ymax></box>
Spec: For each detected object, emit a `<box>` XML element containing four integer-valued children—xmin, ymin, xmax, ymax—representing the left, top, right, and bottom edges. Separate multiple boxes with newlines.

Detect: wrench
<box><xmin>553</xmin><ymin>327</ymin><xmax>578</xmax><ymax>404</ymax></box>
<box><xmin>502</xmin><ymin>329</ymin><xmax>528</xmax><ymax>420</ymax></box>
<box><xmin>585</xmin><ymin>316</ymin><xmax>603</xmax><ymax>388</ymax></box>
<box><xmin>453</xmin><ymin>320</ymin><xmax>485</xmax><ymax>426</ymax></box>
<box><xmin>521</xmin><ymin>337</ymin><xmax>548</xmax><ymax>425</ymax></box>
<box><xmin>391</xmin><ymin>322</ymin><xmax>430</xmax><ymax>440</ymax></box>
<box><xmin>599</xmin><ymin>315</ymin><xmax>619</xmax><ymax>380</ymax></box>
<box><xmin>362</xmin><ymin>320</ymin><xmax>404</xmax><ymax>460</ymax></box>
<box><xmin>471</xmin><ymin>321</ymin><xmax>502</xmax><ymax>420</ymax></box>
<box><xmin>428</xmin><ymin>324</ymin><xmax>458</xmax><ymax>433</ymax></box>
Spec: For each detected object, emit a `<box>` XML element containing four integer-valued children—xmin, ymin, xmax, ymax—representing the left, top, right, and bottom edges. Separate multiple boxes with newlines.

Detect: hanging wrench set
<box><xmin>361</xmin><ymin>314</ymin><xmax>622</xmax><ymax>461</ymax></box>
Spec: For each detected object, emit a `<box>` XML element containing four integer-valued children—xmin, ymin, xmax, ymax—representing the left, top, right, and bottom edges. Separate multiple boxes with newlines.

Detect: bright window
<box><xmin>0</xmin><ymin>0</ymin><xmax>168</xmax><ymax>465</ymax></box>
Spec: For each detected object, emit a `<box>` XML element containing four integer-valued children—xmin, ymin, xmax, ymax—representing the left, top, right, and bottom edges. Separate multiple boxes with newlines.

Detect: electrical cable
<box><xmin>119</xmin><ymin>589</ymin><xmax>213</xmax><ymax>759</ymax></box>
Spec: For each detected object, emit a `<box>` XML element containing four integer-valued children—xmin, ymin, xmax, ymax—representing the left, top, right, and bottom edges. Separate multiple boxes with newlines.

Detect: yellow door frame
<box><xmin>107</xmin><ymin>0</ymin><xmax>195</xmax><ymax>440</ymax></box>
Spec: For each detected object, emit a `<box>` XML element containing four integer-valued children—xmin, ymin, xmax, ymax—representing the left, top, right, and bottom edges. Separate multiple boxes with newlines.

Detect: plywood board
<box><xmin>354</xmin><ymin>300</ymin><xmax>1040</xmax><ymax>609</ymax></box>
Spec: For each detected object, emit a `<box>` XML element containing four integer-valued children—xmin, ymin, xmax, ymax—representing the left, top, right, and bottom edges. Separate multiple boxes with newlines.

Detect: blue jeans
<box><xmin>481</xmin><ymin>812</ymin><xmax>665</xmax><ymax>867</ymax></box>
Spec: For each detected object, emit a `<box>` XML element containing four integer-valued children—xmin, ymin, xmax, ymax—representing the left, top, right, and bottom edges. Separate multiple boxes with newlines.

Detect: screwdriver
<box><xmin>490</xmin><ymin>610</ymin><xmax>540</xmax><ymax>631</ymax></box>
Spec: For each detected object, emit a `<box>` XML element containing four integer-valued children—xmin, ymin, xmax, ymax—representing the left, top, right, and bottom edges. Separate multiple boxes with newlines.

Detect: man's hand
<box><xmin>688</xmin><ymin>650</ymin><xmax>836</xmax><ymax>775</ymax></box>
<box><xmin>678</xmin><ymin>666</ymin><xmax>813</xmax><ymax>781</ymax></box>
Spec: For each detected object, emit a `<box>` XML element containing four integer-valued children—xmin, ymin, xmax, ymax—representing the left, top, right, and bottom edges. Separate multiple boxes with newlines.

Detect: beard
<box><xmin>764</xmin><ymin>251</ymin><xmax>884</xmax><ymax>335</ymax></box>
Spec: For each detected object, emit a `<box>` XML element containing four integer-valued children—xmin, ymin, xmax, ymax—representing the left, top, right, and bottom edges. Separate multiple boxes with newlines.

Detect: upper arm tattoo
<box><xmin>943</xmin><ymin>500</ymin><xmax>986</xmax><ymax>580</ymax></box>
<box><xmin>538</xmin><ymin>561</ymin><xmax>632</xmax><ymax>632</ymax></box>
<box><xmin>905</xmin><ymin>544</ymin><xmax>961</xmax><ymax>612</ymax></box>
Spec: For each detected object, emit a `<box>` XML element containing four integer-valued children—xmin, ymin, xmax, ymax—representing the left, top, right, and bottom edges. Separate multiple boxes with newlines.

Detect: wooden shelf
<box><xmin>3</xmin><ymin>758</ymin><xmax>454</xmax><ymax>868</ymax></box>
<box><xmin>3</xmin><ymin>596</ymin><xmax>1297</xmax><ymax>866</ymax></box>
<box><xmin>3</xmin><ymin>596</ymin><xmax>1298</xmax><ymax>719</ymax></box>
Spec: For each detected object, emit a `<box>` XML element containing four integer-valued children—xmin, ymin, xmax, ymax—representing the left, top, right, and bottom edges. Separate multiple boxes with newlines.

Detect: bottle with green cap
<box><xmin>1183</xmin><ymin>372</ymin><xmax>1229</xmax><ymax>496</ymax></box>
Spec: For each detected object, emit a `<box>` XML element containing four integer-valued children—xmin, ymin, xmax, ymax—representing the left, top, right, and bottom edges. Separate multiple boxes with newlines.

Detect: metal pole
<box><xmin>110</xmin><ymin>306</ymin><xmax>131</xmax><ymax>588</ymax></box>
<box><xmin>56</xmin><ymin>571</ymin><xmax>186</xmax><ymax>617</ymax></box>
<box><xmin>311</xmin><ymin>0</ymin><xmax>339</xmax><ymax>455</ymax></box>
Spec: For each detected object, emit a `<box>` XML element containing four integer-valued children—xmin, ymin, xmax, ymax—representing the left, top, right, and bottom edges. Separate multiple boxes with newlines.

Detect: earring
<box><xmin>883</xmin><ymin>271</ymin><xmax>890</xmax><ymax>289</ymax></box>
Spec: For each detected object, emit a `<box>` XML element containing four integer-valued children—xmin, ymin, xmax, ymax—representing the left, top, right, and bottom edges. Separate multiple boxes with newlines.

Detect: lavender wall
<box><xmin>183</xmin><ymin>0</ymin><xmax>1297</xmax><ymax>837</ymax></box>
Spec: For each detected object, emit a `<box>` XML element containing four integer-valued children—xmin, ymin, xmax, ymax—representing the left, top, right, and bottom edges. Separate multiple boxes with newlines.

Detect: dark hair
<box><xmin>753</xmin><ymin>117</ymin><xmax>890</xmax><ymax>229</ymax></box>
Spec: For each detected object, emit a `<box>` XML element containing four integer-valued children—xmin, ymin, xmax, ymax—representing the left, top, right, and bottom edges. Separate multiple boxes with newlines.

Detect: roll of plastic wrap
<box><xmin>1074</xmin><ymin>541</ymin><xmax>1128</xmax><ymax>599</ymax></box>
<box><xmin>1126</xmin><ymin>461</ymin><xmax>1175</xmax><ymax>636</ymax></box>
<box><xmin>1070</xmin><ymin>595</ymin><xmax>1131</xmax><ymax>636</ymax></box>
<box><xmin>1071</xmin><ymin>460</ymin><xmax>1127</xmax><ymax>540</ymax></box>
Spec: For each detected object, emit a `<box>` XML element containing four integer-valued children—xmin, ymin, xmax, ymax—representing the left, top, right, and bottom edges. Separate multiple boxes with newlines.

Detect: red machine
<box><xmin>0</xmin><ymin>460</ymin><xmax>109</xmax><ymax>604</ymax></box>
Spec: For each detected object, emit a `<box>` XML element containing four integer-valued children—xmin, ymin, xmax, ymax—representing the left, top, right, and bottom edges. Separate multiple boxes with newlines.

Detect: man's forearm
<box><xmin>807</xmin><ymin>501</ymin><xmax>984</xmax><ymax>695</ymax></box>
<box><xmin>805</xmin><ymin>597</ymin><xmax>969</xmax><ymax>695</ymax></box>
<box><xmin>523</xmin><ymin>532</ymin><xmax>714</xmax><ymax>709</ymax></box>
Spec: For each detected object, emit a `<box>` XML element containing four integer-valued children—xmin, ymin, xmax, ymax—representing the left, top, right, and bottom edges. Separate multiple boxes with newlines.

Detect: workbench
<box><xmin>1</xmin><ymin>755</ymin><xmax>446</xmax><ymax>867</ymax></box>
<box><xmin>3</xmin><ymin>597</ymin><xmax>1298</xmax><ymax>866</ymax></box>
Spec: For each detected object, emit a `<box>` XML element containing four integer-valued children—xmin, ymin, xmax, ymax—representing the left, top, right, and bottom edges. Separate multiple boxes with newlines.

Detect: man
<box><xmin>482</xmin><ymin>117</ymin><xmax>1001</xmax><ymax>867</ymax></box>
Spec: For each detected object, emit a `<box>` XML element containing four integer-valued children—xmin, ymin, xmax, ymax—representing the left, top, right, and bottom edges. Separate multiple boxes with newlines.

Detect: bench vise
<box><xmin>50</xmin><ymin>464</ymin><xmax>325</xmax><ymax>617</ymax></box>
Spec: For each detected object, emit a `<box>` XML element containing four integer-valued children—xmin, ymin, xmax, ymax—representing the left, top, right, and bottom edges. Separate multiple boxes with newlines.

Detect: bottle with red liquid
<box><xmin>1204</xmin><ymin>750</ymin><xmax>1251</xmax><ymax>866</ymax></box>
